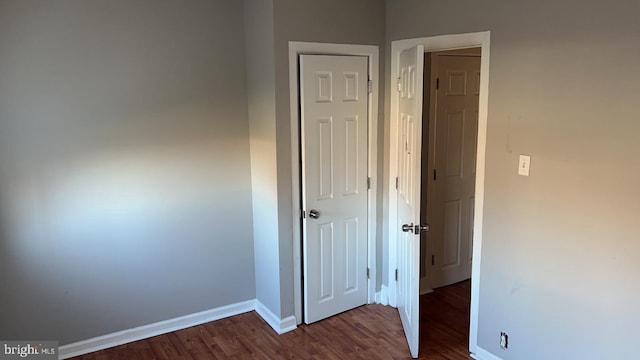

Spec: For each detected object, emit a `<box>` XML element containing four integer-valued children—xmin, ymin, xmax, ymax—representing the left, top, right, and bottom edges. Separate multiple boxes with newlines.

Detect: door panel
<box><xmin>397</xmin><ymin>45</ymin><xmax>424</xmax><ymax>359</ymax></box>
<box><xmin>318</xmin><ymin>222</ymin><xmax>334</xmax><ymax>301</ymax></box>
<box><xmin>345</xmin><ymin>117</ymin><xmax>359</xmax><ymax>194</ymax></box>
<box><xmin>442</xmin><ymin>199</ymin><xmax>461</xmax><ymax>268</ymax></box>
<box><xmin>445</xmin><ymin>109</ymin><xmax>465</xmax><ymax>177</ymax></box>
<box><xmin>301</xmin><ymin>55</ymin><xmax>369</xmax><ymax>324</ymax></box>
<box><xmin>429</xmin><ymin>53</ymin><xmax>480</xmax><ymax>288</ymax></box>
<box><xmin>344</xmin><ymin>217</ymin><xmax>359</xmax><ymax>292</ymax></box>
<box><xmin>318</xmin><ymin>118</ymin><xmax>333</xmax><ymax>199</ymax></box>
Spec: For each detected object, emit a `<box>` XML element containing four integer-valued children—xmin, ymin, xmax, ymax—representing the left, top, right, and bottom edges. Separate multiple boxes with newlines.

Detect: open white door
<box><xmin>396</xmin><ymin>45</ymin><xmax>424</xmax><ymax>358</ymax></box>
<box><xmin>300</xmin><ymin>54</ymin><xmax>369</xmax><ymax>324</ymax></box>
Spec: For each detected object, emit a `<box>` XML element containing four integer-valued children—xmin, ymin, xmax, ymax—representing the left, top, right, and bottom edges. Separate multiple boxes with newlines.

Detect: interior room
<box><xmin>0</xmin><ymin>1</ymin><xmax>638</xmax><ymax>359</ymax></box>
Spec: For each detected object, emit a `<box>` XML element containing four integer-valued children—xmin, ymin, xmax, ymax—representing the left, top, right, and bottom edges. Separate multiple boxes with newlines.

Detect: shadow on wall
<box><xmin>0</xmin><ymin>96</ymin><xmax>255</xmax><ymax>343</ymax></box>
<box><xmin>0</xmin><ymin>0</ymin><xmax>256</xmax><ymax>345</ymax></box>
<box><xmin>0</xmin><ymin>133</ymin><xmax>254</xmax><ymax>342</ymax></box>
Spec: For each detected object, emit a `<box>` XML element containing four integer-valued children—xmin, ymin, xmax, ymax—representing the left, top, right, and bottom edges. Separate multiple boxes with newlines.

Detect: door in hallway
<box><xmin>427</xmin><ymin>51</ymin><xmax>480</xmax><ymax>288</ymax></box>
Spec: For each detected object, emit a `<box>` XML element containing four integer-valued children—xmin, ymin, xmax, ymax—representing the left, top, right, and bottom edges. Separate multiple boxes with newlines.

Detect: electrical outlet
<box><xmin>500</xmin><ymin>332</ymin><xmax>509</xmax><ymax>350</ymax></box>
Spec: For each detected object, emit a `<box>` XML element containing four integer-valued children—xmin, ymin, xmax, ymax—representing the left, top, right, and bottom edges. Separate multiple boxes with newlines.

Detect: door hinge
<box><xmin>368</xmin><ymin>80</ymin><xmax>373</xmax><ymax>94</ymax></box>
<box><xmin>395</xmin><ymin>269</ymin><xmax>398</xmax><ymax>281</ymax></box>
<box><xmin>431</xmin><ymin>255</ymin><xmax>435</xmax><ymax>266</ymax></box>
<box><xmin>433</xmin><ymin>169</ymin><xmax>437</xmax><ymax>181</ymax></box>
<box><xmin>396</xmin><ymin>77</ymin><xmax>401</xmax><ymax>92</ymax></box>
<box><xmin>395</xmin><ymin>177</ymin><xmax>399</xmax><ymax>190</ymax></box>
<box><xmin>367</xmin><ymin>177</ymin><xmax>371</xmax><ymax>190</ymax></box>
<box><xmin>367</xmin><ymin>268</ymin><xmax>370</xmax><ymax>279</ymax></box>
<box><xmin>436</xmin><ymin>77</ymin><xmax>440</xmax><ymax>90</ymax></box>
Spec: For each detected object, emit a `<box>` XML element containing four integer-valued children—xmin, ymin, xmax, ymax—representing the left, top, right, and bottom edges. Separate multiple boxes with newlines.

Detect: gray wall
<box><xmin>243</xmin><ymin>0</ymin><xmax>283</xmax><ymax>317</ymax></box>
<box><xmin>0</xmin><ymin>0</ymin><xmax>255</xmax><ymax>345</ymax></box>
<box><xmin>272</xmin><ymin>0</ymin><xmax>387</xmax><ymax>317</ymax></box>
<box><xmin>387</xmin><ymin>0</ymin><xmax>640</xmax><ymax>359</ymax></box>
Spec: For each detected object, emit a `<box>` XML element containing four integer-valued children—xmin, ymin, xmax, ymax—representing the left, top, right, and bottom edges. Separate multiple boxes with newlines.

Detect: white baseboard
<box><xmin>58</xmin><ymin>299</ymin><xmax>255</xmax><ymax>359</ymax></box>
<box><xmin>375</xmin><ymin>284</ymin><xmax>389</xmax><ymax>305</ymax></box>
<box><xmin>254</xmin><ymin>300</ymin><xmax>297</xmax><ymax>335</ymax></box>
<box><xmin>470</xmin><ymin>346</ymin><xmax>503</xmax><ymax>360</ymax></box>
<box><xmin>420</xmin><ymin>288</ymin><xmax>434</xmax><ymax>295</ymax></box>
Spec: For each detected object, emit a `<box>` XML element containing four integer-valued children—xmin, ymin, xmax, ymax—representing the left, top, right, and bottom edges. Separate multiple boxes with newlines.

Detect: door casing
<box><xmin>289</xmin><ymin>42</ymin><xmax>379</xmax><ymax>324</ymax></box>
<box><xmin>388</xmin><ymin>31</ymin><xmax>490</xmax><ymax>357</ymax></box>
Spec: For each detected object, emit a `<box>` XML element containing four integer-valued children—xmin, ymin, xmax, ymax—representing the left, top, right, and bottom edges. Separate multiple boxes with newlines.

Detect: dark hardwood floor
<box><xmin>419</xmin><ymin>280</ymin><xmax>471</xmax><ymax>359</ymax></box>
<box><xmin>71</xmin><ymin>280</ymin><xmax>471</xmax><ymax>359</ymax></box>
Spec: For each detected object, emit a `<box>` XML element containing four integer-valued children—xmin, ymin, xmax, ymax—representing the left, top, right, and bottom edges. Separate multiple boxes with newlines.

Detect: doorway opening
<box><xmin>420</xmin><ymin>48</ymin><xmax>481</xmax><ymax>293</ymax></box>
<box><xmin>388</xmin><ymin>31</ymin><xmax>490</xmax><ymax>358</ymax></box>
<box><xmin>419</xmin><ymin>48</ymin><xmax>481</xmax><ymax>355</ymax></box>
<box><xmin>288</xmin><ymin>42</ymin><xmax>380</xmax><ymax>326</ymax></box>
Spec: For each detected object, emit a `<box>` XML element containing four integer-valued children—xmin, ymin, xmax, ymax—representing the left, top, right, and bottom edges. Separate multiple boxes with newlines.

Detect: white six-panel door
<box><xmin>428</xmin><ymin>53</ymin><xmax>480</xmax><ymax>288</ymax></box>
<box><xmin>300</xmin><ymin>55</ymin><xmax>369</xmax><ymax>324</ymax></box>
<box><xmin>396</xmin><ymin>45</ymin><xmax>424</xmax><ymax>358</ymax></box>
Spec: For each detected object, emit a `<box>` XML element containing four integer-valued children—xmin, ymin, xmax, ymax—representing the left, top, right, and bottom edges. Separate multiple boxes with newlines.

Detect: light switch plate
<box><xmin>518</xmin><ymin>155</ymin><xmax>531</xmax><ymax>176</ymax></box>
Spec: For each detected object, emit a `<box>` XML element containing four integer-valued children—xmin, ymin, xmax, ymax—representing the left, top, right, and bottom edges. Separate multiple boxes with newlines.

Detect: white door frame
<box><xmin>388</xmin><ymin>31</ymin><xmax>490</xmax><ymax>356</ymax></box>
<box><xmin>289</xmin><ymin>42</ymin><xmax>379</xmax><ymax>324</ymax></box>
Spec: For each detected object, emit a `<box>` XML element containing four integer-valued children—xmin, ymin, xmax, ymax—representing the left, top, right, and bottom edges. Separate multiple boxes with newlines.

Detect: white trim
<box><xmin>375</xmin><ymin>284</ymin><xmax>389</xmax><ymax>305</ymax></box>
<box><xmin>289</xmin><ymin>41</ymin><xmax>379</xmax><ymax>324</ymax></box>
<box><xmin>58</xmin><ymin>300</ymin><xmax>255</xmax><ymax>359</ymax></box>
<box><xmin>470</xmin><ymin>346</ymin><xmax>503</xmax><ymax>360</ymax></box>
<box><xmin>255</xmin><ymin>300</ymin><xmax>297</xmax><ymax>335</ymax></box>
<box><xmin>388</xmin><ymin>31</ymin><xmax>490</xmax><ymax>355</ymax></box>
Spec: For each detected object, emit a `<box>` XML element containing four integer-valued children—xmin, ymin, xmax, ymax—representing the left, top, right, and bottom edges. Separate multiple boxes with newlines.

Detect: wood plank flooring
<box><xmin>71</xmin><ymin>280</ymin><xmax>471</xmax><ymax>359</ymax></box>
<box><xmin>419</xmin><ymin>280</ymin><xmax>471</xmax><ymax>359</ymax></box>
